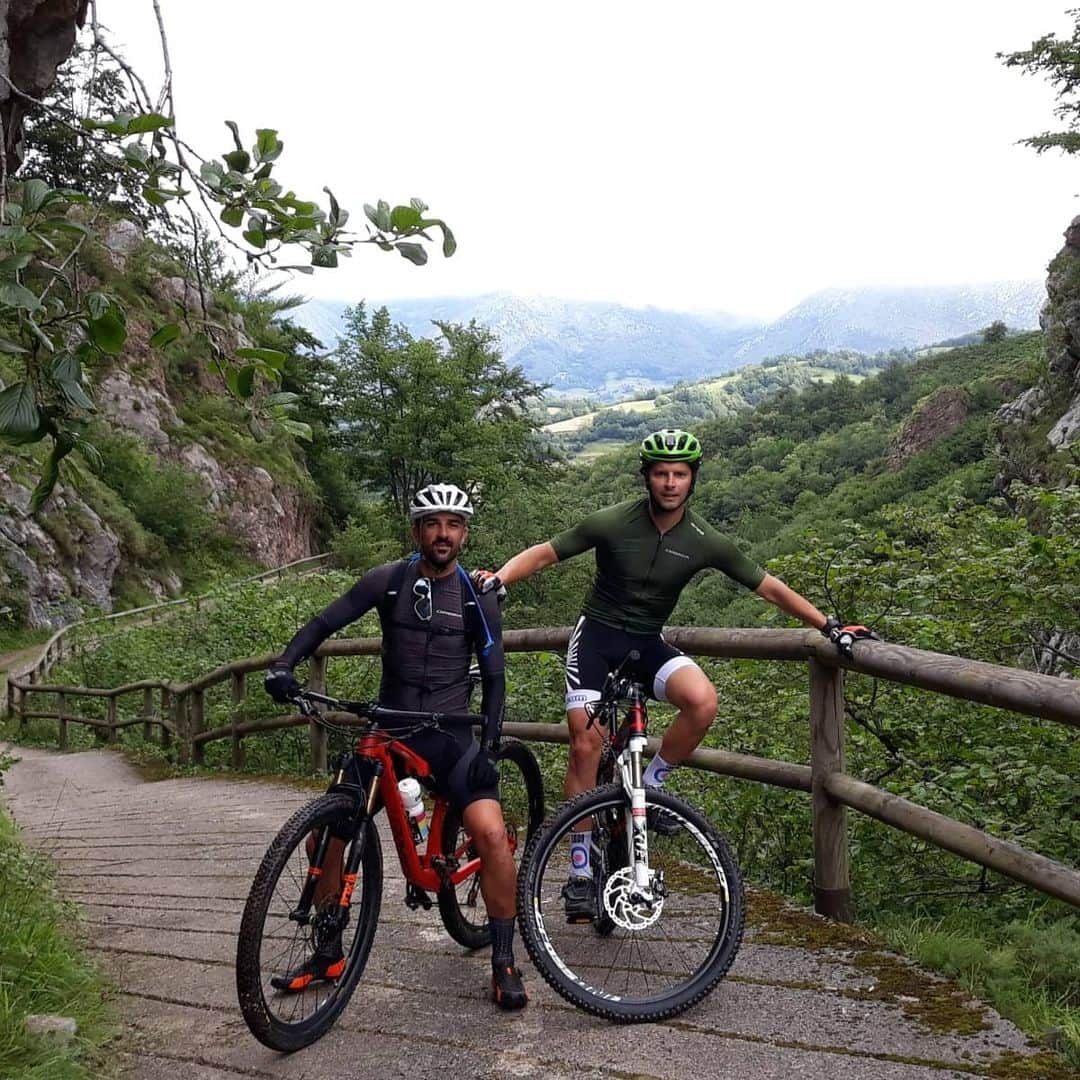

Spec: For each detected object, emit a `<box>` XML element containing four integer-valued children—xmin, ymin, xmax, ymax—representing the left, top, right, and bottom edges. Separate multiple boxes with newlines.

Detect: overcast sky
<box><xmin>104</xmin><ymin>1</ymin><xmax>1078</xmax><ymax>318</ymax></box>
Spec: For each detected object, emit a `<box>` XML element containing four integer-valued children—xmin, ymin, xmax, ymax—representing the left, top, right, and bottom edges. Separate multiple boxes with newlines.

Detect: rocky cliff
<box><xmin>997</xmin><ymin>217</ymin><xmax>1080</xmax><ymax>458</ymax></box>
<box><xmin>0</xmin><ymin>223</ymin><xmax>316</xmax><ymax>630</ymax></box>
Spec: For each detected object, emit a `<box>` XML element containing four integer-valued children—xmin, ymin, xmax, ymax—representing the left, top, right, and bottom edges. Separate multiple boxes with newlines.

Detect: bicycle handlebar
<box><xmin>292</xmin><ymin>689</ymin><xmax>482</xmax><ymax>729</ymax></box>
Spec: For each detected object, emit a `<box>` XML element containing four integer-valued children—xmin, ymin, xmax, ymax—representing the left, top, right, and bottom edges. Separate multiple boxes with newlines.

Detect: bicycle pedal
<box><xmin>405</xmin><ymin>884</ymin><xmax>433</xmax><ymax>910</ymax></box>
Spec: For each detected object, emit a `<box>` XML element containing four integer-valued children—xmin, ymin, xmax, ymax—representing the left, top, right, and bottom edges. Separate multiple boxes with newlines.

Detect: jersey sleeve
<box><xmin>550</xmin><ymin>505</ymin><xmax>614</xmax><ymax>561</ymax></box>
<box><xmin>702</xmin><ymin>522</ymin><xmax>766</xmax><ymax>591</ymax></box>
<box><xmin>476</xmin><ymin>591</ymin><xmax>506</xmax><ymax>746</ymax></box>
<box><xmin>277</xmin><ymin>564</ymin><xmax>391</xmax><ymax>668</ymax></box>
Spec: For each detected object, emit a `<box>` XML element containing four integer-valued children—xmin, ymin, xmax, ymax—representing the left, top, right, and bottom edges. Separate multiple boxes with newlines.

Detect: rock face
<box><xmin>0</xmin><ymin>228</ymin><xmax>316</xmax><ymax>628</ymax></box>
<box><xmin>886</xmin><ymin>387</ymin><xmax>970</xmax><ymax>471</ymax></box>
<box><xmin>1009</xmin><ymin>215</ymin><xmax>1080</xmax><ymax>451</ymax></box>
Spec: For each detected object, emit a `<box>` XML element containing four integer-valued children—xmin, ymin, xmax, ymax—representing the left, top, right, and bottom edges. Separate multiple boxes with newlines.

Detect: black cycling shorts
<box><xmin>564</xmin><ymin>615</ymin><xmax>699</xmax><ymax>710</ymax></box>
<box><xmin>396</xmin><ymin>725</ymin><xmax>499</xmax><ymax>813</ymax></box>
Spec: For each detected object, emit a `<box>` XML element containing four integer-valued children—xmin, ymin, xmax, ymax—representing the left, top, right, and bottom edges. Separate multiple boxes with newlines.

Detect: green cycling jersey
<box><xmin>550</xmin><ymin>496</ymin><xmax>766</xmax><ymax>634</ymax></box>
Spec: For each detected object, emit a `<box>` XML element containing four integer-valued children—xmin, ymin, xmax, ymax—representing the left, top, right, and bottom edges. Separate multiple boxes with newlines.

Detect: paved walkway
<box><xmin>2</xmin><ymin>746</ymin><xmax>1065</xmax><ymax>1080</ymax></box>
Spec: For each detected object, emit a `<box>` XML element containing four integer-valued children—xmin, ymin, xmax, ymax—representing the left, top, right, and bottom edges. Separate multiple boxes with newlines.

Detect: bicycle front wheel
<box><xmin>437</xmin><ymin>738</ymin><xmax>546</xmax><ymax>949</ymax></box>
<box><xmin>517</xmin><ymin>784</ymin><xmax>744</xmax><ymax>1023</ymax></box>
<box><xmin>236</xmin><ymin>793</ymin><xmax>383</xmax><ymax>1052</ymax></box>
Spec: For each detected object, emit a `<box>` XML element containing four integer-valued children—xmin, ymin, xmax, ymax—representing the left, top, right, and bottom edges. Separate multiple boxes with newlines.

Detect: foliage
<box><xmin>319</xmin><ymin>304</ymin><xmax>552</xmax><ymax>530</ymax></box>
<box><xmin>983</xmin><ymin>320</ymin><xmax>1009</xmax><ymax>343</ymax></box>
<box><xmin>0</xmin><ymin>21</ymin><xmax>456</xmax><ymax>509</ymax></box>
<box><xmin>1001</xmin><ymin>11</ymin><xmax>1080</xmax><ymax>156</ymax></box>
<box><xmin>0</xmin><ymin>811</ymin><xmax>112</xmax><ymax>1078</ymax></box>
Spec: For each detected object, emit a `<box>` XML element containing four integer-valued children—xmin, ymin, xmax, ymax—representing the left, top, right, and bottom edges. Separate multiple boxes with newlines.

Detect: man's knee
<box><xmin>669</xmin><ymin>671</ymin><xmax>717</xmax><ymax>728</ymax></box>
<box><xmin>567</xmin><ymin>718</ymin><xmax>602</xmax><ymax>763</ymax></box>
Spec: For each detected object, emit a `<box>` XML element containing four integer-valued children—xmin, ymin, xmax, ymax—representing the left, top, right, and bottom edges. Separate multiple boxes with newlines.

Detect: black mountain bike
<box><xmin>516</xmin><ymin>651</ymin><xmax>744</xmax><ymax>1022</ymax></box>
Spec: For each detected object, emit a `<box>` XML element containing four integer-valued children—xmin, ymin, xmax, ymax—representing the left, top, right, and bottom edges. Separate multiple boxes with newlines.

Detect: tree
<box><xmin>327</xmin><ymin>304</ymin><xmax>550</xmax><ymax>529</ymax></box>
<box><xmin>0</xmin><ymin>10</ymin><xmax>458</xmax><ymax>510</ymax></box>
<box><xmin>982</xmin><ymin>320</ymin><xmax>1008</xmax><ymax>343</ymax></box>
<box><xmin>1000</xmin><ymin>12</ymin><xmax>1080</xmax><ymax>155</ymax></box>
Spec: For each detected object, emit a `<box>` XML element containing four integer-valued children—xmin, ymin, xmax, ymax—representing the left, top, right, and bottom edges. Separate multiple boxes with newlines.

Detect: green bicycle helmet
<box><xmin>639</xmin><ymin>429</ymin><xmax>703</xmax><ymax>467</ymax></box>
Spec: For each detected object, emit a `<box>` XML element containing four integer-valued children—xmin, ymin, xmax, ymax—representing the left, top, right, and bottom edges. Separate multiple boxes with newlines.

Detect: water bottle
<box><xmin>398</xmin><ymin>777</ymin><xmax>429</xmax><ymax>844</ymax></box>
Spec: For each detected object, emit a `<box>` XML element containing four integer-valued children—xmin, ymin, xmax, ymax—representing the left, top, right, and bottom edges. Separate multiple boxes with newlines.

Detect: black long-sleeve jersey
<box><xmin>277</xmin><ymin>559</ymin><xmax>505</xmax><ymax>740</ymax></box>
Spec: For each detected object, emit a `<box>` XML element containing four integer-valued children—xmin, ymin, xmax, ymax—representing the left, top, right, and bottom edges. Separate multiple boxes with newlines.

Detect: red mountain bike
<box><xmin>516</xmin><ymin>650</ymin><xmax>744</xmax><ymax>1022</ymax></box>
<box><xmin>236</xmin><ymin>690</ymin><xmax>544</xmax><ymax>1052</ymax></box>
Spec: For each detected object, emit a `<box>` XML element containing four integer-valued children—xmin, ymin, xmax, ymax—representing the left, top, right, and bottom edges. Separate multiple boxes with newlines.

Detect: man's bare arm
<box><xmin>755</xmin><ymin>573</ymin><xmax>828</xmax><ymax>630</ymax></box>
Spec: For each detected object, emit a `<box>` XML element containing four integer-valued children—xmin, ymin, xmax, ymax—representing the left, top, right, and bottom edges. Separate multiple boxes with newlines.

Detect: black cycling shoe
<box><xmin>560</xmin><ymin>875</ymin><xmax>596</xmax><ymax>923</ymax></box>
<box><xmin>270</xmin><ymin>936</ymin><xmax>345</xmax><ymax>992</ymax></box>
<box><xmin>491</xmin><ymin>964</ymin><xmax>528</xmax><ymax>1010</ymax></box>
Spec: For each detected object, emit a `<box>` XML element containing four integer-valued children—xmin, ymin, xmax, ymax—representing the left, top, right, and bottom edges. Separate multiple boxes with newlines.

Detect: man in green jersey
<box><xmin>474</xmin><ymin>428</ymin><xmax>872</xmax><ymax>920</ymax></box>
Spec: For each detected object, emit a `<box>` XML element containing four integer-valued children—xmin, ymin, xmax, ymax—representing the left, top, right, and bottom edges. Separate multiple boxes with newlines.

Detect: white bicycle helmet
<box><xmin>408</xmin><ymin>482</ymin><xmax>474</xmax><ymax>521</ymax></box>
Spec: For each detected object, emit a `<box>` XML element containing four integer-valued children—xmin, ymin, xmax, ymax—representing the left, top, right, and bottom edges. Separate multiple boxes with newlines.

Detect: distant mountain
<box><xmin>296</xmin><ymin>283</ymin><xmax>1044</xmax><ymax>400</ymax></box>
<box><xmin>730</xmin><ymin>282</ymin><xmax>1045</xmax><ymax>364</ymax></box>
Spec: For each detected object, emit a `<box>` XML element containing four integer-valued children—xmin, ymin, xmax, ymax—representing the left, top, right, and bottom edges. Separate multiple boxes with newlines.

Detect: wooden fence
<box><xmin>8</xmin><ymin>626</ymin><xmax>1080</xmax><ymax>920</ymax></box>
<box><xmin>0</xmin><ymin>553</ymin><xmax>332</xmax><ymax>707</ymax></box>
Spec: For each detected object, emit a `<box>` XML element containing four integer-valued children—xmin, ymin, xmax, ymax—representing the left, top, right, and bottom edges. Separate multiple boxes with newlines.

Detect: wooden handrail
<box><xmin>9</xmin><ymin>627</ymin><xmax>1079</xmax><ymax>917</ymax></box>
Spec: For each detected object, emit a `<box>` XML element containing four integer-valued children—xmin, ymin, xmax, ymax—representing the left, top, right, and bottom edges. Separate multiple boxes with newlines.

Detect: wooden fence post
<box><xmin>6</xmin><ymin>676</ymin><xmax>15</xmax><ymax>721</ymax></box>
<box><xmin>57</xmin><ymin>692</ymin><xmax>68</xmax><ymax>751</ymax></box>
<box><xmin>231</xmin><ymin>670</ymin><xmax>246</xmax><ymax>769</ymax></box>
<box><xmin>105</xmin><ymin>696</ymin><xmax>117</xmax><ymax>744</ymax></box>
<box><xmin>175</xmin><ymin>692</ymin><xmax>190</xmax><ymax>764</ymax></box>
<box><xmin>16</xmin><ymin>681</ymin><xmax>25</xmax><ymax>735</ymax></box>
<box><xmin>160</xmin><ymin>688</ymin><xmax>172</xmax><ymax>751</ymax></box>
<box><xmin>309</xmin><ymin>655</ymin><xmax>328</xmax><ymax>774</ymax></box>
<box><xmin>142</xmin><ymin>688</ymin><xmax>154</xmax><ymax>741</ymax></box>
<box><xmin>809</xmin><ymin>659</ymin><xmax>851</xmax><ymax>921</ymax></box>
<box><xmin>190</xmin><ymin>689</ymin><xmax>205</xmax><ymax>765</ymax></box>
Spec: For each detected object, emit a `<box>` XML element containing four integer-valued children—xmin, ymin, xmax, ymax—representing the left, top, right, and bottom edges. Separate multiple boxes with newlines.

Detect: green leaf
<box><xmin>265</xmin><ymin>391</ymin><xmax>301</xmax><ymax>407</ymax></box>
<box><xmin>149</xmin><ymin>323</ymin><xmax>181</xmax><ymax>349</ymax></box>
<box><xmin>0</xmin><ymin>337</ymin><xmax>27</xmax><ymax>355</ymax></box>
<box><xmin>39</xmin><ymin>218</ymin><xmax>89</xmax><ymax>237</ymax></box>
<box><xmin>219</xmin><ymin>204</ymin><xmax>244</xmax><ymax>227</ymax></box>
<box><xmin>75</xmin><ymin>437</ymin><xmax>103</xmax><ymax>474</ymax></box>
<box><xmin>28</xmin><ymin>437</ymin><xmax>74</xmax><ymax>513</ymax></box>
<box><xmin>278</xmin><ymin>418</ymin><xmax>312</xmax><ymax>442</ymax></box>
<box><xmin>325</xmin><ymin>186</ymin><xmax>341</xmax><ymax>226</ymax></box>
<box><xmin>0</xmin><ymin>281</ymin><xmax>41</xmax><ymax>311</ymax></box>
<box><xmin>421</xmin><ymin>217</ymin><xmax>457</xmax><ymax>257</ymax></box>
<box><xmin>390</xmin><ymin>205</ymin><xmax>423</xmax><ymax>231</ymax></box>
<box><xmin>235</xmin><ymin>346</ymin><xmax>286</xmax><ymax>370</ymax></box>
<box><xmin>87</xmin><ymin>312</ymin><xmax>126</xmax><ymax>355</ymax></box>
<box><xmin>311</xmin><ymin>244</ymin><xmax>338</xmax><ymax>268</ymax></box>
<box><xmin>255</xmin><ymin>128</ymin><xmax>283</xmax><ymax>163</ymax></box>
<box><xmin>86</xmin><ymin>292</ymin><xmax>111</xmax><ymax>320</ymax></box>
<box><xmin>395</xmin><ymin>241</ymin><xmax>427</xmax><ymax>266</ymax></box>
<box><xmin>0</xmin><ymin>382</ymin><xmax>41</xmax><ymax>441</ymax></box>
<box><xmin>126</xmin><ymin>112</ymin><xmax>173</xmax><ymax>134</ymax></box>
<box><xmin>225</xmin><ymin>364</ymin><xmax>257</xmax><ymax>398</ymax></box>
<box><xmin>243</xmin><ymin>228</ymin><xmax>267</xmax><ymax>248</ymax></box>
<box><xmin>20</xmin><ymin>179</ymin><xmax>53</xmax><ymax>214</ymax></box>
<box><xmin>0</xmin><ymin>253</ymin><xmax>31</xmax><ymax>272</ymax></box>
<box><xmin>410</xmin><ymin>197</ymin><xmax>429</xmax><ymax>213</ymax></box>
<box><xmin>223</xmin><ymin>149</ymin><xmax>251</xmax><ymax>172</ymax></box>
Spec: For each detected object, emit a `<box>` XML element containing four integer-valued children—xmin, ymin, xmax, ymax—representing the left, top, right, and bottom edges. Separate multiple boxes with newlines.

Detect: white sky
<box><xmin>103</xmin><ymin>1</ymin><xmax>1078</xmax><ymax>318</ymax></box>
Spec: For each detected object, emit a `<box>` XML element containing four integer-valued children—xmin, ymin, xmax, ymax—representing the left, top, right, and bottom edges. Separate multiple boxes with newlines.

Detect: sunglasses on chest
<box><xmin>412</xmin><ymin>576</ymin><xmax>432</xmax><ymax>621</ymax></box>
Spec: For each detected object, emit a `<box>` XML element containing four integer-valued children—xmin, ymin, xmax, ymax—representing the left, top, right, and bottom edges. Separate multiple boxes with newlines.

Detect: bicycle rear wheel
<box><xmin>236</xmin><ymin>793</ymin><xmax>382</xmax><ymax>1051</ymax></box>
<box><xmin>437</xmin><ymin>739</ymin><xmax>545</xmax><ymax>949</ymax></box>
<box><xmin>517</xmin><ymin>784</ymin><xmax>744</xmax><ymax>1022</ymax></box>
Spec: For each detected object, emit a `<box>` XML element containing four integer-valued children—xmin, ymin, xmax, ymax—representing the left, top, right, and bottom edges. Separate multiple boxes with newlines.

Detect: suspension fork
<box><xmin>620</xmin><ymin>692</ymin><xmax>652</xmax><ymax>892</ymax></box>
<box><xmin>292</xmin><ymin>762</ymin><xmax>382</xmax><ymax>920</ymax></box>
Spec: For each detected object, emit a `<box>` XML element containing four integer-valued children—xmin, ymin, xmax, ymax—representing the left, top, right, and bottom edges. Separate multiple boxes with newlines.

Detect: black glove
<box><xmin>822</xmin><ymin>617</ymin><xmax>879</xmax><ymax>659</ymax></box>
<box><xmin>471</xmin><ymin>570</ymin><xmax>505</xmax><ymax>601</ymax></box>
<box><xmin>467</xmin><ymin>747</ymin><xmax>499</xmax><ymax>791</ymax></box>
<box><xmin>264</xmin><ymin>663</ymin><xmax>300</xmax><ymax>704</ymax></box>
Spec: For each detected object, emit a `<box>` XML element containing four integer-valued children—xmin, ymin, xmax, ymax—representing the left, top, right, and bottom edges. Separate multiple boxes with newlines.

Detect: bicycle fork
<box><xmin>618</xmin><ymin>693</ymin><xmax>658</xmax><ymax>904</ymax></box>
<box><xmin>292</xmin><ymin>763</ymin><xmax>382</xmax><ymax>925</ymax></box>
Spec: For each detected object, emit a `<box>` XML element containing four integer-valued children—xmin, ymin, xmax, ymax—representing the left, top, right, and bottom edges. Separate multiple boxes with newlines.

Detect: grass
<box><xmin>0</xmin><ymin>628</ymin><xmax>52</xmax><ymax>658</ymax></box>
<box><xmin>878</xmin><ymin>907</ymin><xmax>1080</xmax><ymax>1070</ymax></box>
<box><xmin>0</xmin><ymin>806</ymin><xmax>113</xmax><ymax>1079</ymax></box>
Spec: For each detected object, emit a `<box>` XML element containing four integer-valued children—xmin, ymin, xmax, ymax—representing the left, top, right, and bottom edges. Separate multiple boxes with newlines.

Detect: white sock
<box><xmin>569</xmin><ymin>830</ymin><xmax>592</xmax><ymax>878</ymax></box>
<box><xmin>643</xmin><ymin>753</ymin><xmax>675</xmax><ymax>788</ymax></box>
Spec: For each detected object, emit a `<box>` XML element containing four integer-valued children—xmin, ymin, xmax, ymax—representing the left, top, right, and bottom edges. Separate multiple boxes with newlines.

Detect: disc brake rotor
<box><xmin>602</xmin><ymin>866</ymin><xmax>664</xmax><ymax>930</ymax></box>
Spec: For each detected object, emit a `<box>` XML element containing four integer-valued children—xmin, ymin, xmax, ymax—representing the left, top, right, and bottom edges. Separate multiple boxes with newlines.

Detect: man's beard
<box><xmin>647</xmin><ymin>487</ymin><xmax>691</xmax><ymax>514</ymax></box>
<box><xmin>422</xmin><ymin>541</ymin><xmax>460</xmax><ymax>569</ymax></box>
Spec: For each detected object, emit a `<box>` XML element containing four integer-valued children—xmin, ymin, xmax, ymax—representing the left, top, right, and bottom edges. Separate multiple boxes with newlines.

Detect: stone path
<box><xmin>2</xmin><ymin>746</ymin><xmax>1065</xmax><ymax>1080</ymax></box>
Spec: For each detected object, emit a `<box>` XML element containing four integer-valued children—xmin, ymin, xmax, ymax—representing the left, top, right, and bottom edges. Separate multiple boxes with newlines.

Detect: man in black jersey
<box><xmin>264</xmin><ymin>483</ymin><xmax>527</xmax><ymax>1009</ymax></box>
<box><xmin>475</xmin><ymin>429</ymin><xmax>872</xmax><ymax>921</ymax></box>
